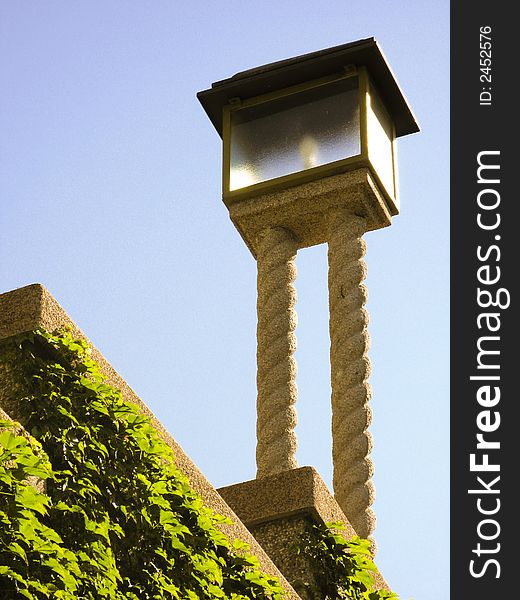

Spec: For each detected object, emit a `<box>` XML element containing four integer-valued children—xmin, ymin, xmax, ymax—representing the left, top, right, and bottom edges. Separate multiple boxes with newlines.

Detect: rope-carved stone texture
<box><xmin>327</xmin><ymin>211</ymin><xmax>376</xmax><ymax>542</ymax></box>
<box><xmin>256</xmin><ymin>226</ymin><xmax>299</xmax><ymax>479</ymax></box>
<box><xmin>253</xmin><ymin>212</ymin><xmax>376</xmax><ymax>547</ymax></box>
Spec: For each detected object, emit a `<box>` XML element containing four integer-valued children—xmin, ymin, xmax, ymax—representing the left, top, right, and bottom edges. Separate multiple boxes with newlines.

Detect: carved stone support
<box><xmin>256</xmin><ymin>227</ymin><xmax>299</xmax><ymax>478</ymax></box>
<box><xmin>327</xmin><ymin>210</ymin><xmax>376</xmax><ymax>542</ymax></box>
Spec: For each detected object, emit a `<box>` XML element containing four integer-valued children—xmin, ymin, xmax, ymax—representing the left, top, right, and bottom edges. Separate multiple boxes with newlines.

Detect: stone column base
<box><xmin>218</xmin><ymin>466</ymin><xmax>388</xmax><ymax>597</ymax></box>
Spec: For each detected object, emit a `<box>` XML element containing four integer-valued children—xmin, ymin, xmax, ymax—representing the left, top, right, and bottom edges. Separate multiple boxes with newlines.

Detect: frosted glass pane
<box><xmin>367</xmin><ymin>85</ymin><xmax>395</xmax><ymax>198</ymax></box>
<box><xmin>230</xmin><ymin>77</ymin><xmax>360</xmax><ymax>191</ymax></box>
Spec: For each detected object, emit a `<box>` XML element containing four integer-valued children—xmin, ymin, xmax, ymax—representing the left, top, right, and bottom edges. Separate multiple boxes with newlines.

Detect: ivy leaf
<box><xmin>17</xmin><ymin>484</ymin><xmax>49</xmax><ymax>516</ymax></box>
<box><xmin>0</xmin><ymin>430</ymin><xmax>26</xmax><ymax>452</ymax></box>
<box><xmin>8</xmin><ymin>541</ymin><xmax>28</xmax><ymax>563</ymax></box>
<box><xmin>207</xmin><ymin>583</ymin><xmax>226</xmax><ymax>597</ymax></box>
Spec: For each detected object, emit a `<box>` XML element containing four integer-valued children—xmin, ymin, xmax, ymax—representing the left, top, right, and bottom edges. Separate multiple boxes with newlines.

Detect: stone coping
<box><xmin>219</xmin><ymin>466</ymin><xmax>388</xmax><ymax>590</ymax></box>
<box><xmin>0</xmin><ymin>283</ymin><xmax>300</xmax><ymax>599</ymax></box>
<box><xmin>218</xmin><ymin>466</ymin><xmax>357</xmax><ymax>532</ymax></box>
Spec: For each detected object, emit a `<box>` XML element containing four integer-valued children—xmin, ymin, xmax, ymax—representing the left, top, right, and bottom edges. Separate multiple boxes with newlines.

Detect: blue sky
<box><xmin>1</xmin><ymin>2</ymin><xmax>449</xmax><ymax>599</ymax></box>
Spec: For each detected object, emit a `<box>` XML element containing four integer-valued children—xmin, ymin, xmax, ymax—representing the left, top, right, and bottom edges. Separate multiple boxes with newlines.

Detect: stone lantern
<box><xmin>197</xmin><ymin>37</ymin><xmax>419</xmax><ymax>540</ymax></box>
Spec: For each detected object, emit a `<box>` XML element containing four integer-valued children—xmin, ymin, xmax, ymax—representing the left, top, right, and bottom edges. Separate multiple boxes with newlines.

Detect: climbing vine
<box><xmin>0</xmin><ymin>419</ymin><xmax>83</xmax><ymax>598</ymax></box>
<box><xmin>298</xmin><ymin>522</ymin><xmax>398</xmax><ymax>600</ymax></box>
<box><xmin>1</xmin><ymin>328</ymin><xmax>285</xmax><ymax>599</ymax></box>
<box><xmin>1</xmin><ymin>328</ymin><xmax>398</xmax><ymax>599</ymax></box>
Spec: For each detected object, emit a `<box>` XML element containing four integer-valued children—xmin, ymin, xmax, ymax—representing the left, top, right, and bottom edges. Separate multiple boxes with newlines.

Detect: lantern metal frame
<box><xmin>221</xmin><ymin>66</ymin><xmax>399</xmax><ymax>215</ymax></box>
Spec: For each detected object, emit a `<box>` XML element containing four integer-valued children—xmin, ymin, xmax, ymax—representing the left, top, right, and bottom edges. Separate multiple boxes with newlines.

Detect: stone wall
<box><xmin>0</xmin><ymin>283</ymin><xmax>300</xmax><ymax>599</ymax></box>
<box><xmin>0</xmin><ymin>283</ymin><xmax>389</xmax><ymax>597</ymax></box>
<box><xmin>219</xmin><ymin>466</ymin><xmax>388</xmax><ymax>596</ymax></box>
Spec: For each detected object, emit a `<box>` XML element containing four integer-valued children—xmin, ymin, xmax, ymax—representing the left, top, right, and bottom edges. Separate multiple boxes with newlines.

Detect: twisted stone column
<box><xmin>327</xmin><ymin>210</ymin><xmax>376</xmax><ymax>542</ymax></box>
<box><xmin>256</xmin><ymin>226</ymin><xmax>299</xmax><ymax>478</ymax></box>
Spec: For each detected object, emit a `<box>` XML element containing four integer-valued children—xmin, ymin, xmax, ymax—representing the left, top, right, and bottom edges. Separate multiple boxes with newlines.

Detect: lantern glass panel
<box><xmin>229</xmin><ymin>76</ymin><xmax>360</xmax><ymax>191</ymax></box>
<box><xmin>367</xmin><ymin>83</ymin><xmax>395</xmax><ymax>198</ymax></box>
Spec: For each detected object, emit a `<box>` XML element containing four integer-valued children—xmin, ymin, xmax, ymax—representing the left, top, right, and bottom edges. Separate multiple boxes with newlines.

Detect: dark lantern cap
<box><xmin>197</xmin><ymin>37</ymin><xmax>420</xmax><ymax>139</ymax></box>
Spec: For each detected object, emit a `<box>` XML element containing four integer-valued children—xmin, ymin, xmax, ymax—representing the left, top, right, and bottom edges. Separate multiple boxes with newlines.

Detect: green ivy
<box><xmin>0</xmin><ymin>419</ymin><xmax>83</xmax><ymax>598</ymax></box>
<box><xmin>297</xmin><ymin>522</ymin><xmax>398</xmax><ymax>600</ymax></box>
<box><xmin>1</xmin><ymin>328</ymin><xmax>396</xmax><ymax>599</ymax></box>
<box><xmin>1</xmin><ymin>328</ymin><xmax>285</xmax><ymax>599</ymax></box>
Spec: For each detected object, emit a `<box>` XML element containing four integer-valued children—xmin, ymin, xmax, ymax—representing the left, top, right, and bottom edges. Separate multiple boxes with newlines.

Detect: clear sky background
<box><xmin>1</xmin><ymin>2</ymin><xmax>449</xmax><ymax>599</ymax></box>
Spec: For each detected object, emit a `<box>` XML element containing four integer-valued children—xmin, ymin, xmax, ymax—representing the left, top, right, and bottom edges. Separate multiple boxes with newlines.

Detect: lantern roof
<box><xmin>197</xmin><ymin>37</ymin><xmax>420</xmax><ymax>139</ymax></box>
